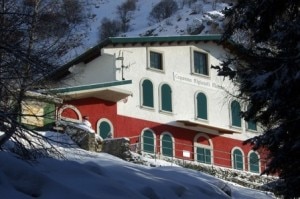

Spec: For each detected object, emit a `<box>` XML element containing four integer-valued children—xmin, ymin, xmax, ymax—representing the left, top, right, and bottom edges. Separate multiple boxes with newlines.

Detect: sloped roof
<box><xmin>52</xmin><ymin>35</ymin><xmax>222</xmax><ymax>79</ymax></box>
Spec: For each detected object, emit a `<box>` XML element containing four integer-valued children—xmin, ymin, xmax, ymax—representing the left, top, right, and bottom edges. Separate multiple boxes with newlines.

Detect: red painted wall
<box><xmin>60</xmin><ymin>97</ymin><xmax>266</xmax><ymax>172</ymax></box>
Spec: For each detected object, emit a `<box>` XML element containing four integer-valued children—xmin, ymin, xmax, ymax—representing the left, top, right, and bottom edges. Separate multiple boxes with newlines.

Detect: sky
<box><xmin>0</xmin><ymin>131</ymin><xmax>275</xmax><ymax>199</ymax></box>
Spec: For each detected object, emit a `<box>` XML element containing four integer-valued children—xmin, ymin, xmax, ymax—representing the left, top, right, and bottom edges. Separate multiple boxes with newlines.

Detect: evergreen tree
<box><xmin>216</xmin><ymin>1</ymin><xmax>300</xmax><ymax>198</ymax></box>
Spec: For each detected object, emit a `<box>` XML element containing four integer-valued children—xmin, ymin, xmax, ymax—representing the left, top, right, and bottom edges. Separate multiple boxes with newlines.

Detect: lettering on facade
<box><xmin>174</xmin><ymin>72</ymin><xmax>223</xmax><ymax>90</ymax></box>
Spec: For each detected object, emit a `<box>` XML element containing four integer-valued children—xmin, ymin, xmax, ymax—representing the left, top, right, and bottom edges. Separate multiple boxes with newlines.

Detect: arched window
<box><xmin>161</xmin><ymin>133</ymin><xmax>173</xmax><ymax>157</ymax></box>
<box><xmin>232</xmin><ymin>148</ymin><xmax>244</xmax><ymax>170</ymax></box>
<box><xmin>249</xmin><ymin>151</ymin><xmax>260</xmax><ymax>173</ymax></box>
<box><xmin>231</xmin><ymin>100</ymin><xmax>241</xmax><ymax>127</ymax></box>
<box><xmin>194</xmin><ymin>134</ymin><xmax>212</xmax><ymax>164</ymax></box>
<box><xmin>141</xmin><ymin>79</ymin><xmax>154</xmax><ymax>108</ymax></box>
<box><xmin>142</xmin><ymin>129</ymin><xmax>155</xmax><ymax>154</ymax></box>
<box><xmin>58</xmin><ymin>104</ymin><xmax>82</xmax><ymax>123</ymax></box>
<box><xmin>247</xmin><ymin>119</ymin><xmax>257</xmax><ymax>131</ymax></box>
<box><xmin>196</xmin><ymin>92</ymin><xmax>207</xmax><ymax>120</ymax></box>
<box><xmin>97</xmin><ymin>119</ymin><xmax>113</xmax><ymax>139</ymax></box>
<box><xmin>160</xmin><ymin>83</ymin><xmax>172</xmax><ymax>112</ymax></box>
<box><xmin>246</xmin><ymin>105</ymin><xmax>257</xmax><ymax>131</ymax></box>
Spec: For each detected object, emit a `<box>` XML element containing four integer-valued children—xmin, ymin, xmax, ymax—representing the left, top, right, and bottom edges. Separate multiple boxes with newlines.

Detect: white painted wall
<box><xmin>61</xmin><ymin>41</ymin><xmax>260</xmax><ymax>141</ymax></box>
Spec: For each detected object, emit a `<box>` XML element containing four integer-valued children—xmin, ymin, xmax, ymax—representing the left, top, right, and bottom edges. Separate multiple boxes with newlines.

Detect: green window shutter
<box><xmin>205</xmin><ymin>148</ymin><xmax>211</xmax><ymax>164</ymax></box>
<box><xmin>233</xmin><ymin>149</ymin><xmax>243</xmax><ymax>170</ymax></box>
<box><xmin>143</xmin><ymin>130</ymin><xmax>154</xmax><ymax>153</ymax></box>
<box><xmin>249</xmin><ymin>152</ymin><xmax>259</xmax><ymax>173</ymax></box>
<box><xmin>197</xmin><ymin>147</ymin><xmax>205</xmax><ymax>163</ymax></box>
<box><xmin>197</xmin><ymin>147</ymin><xmax>211</xmax><ymax>164</ymax></box>
<box><xmin>248</xmin><ymin>120</ymin><xmax>257</xmax><ymax>131</ymax></box>
<box><xmin>99</xmin><ymin>121</ymin><xmax>111</xmax><ymax>139</ymax></box>
<box><xmin>231</xmin><ymin>101</ymin><xmax>241</xmax><ymax>127</ymax></box>
<box><xmin>197</xmin><ymin>93</ymin><xmax>207</xmax><ymax>120</ymax></box>
<box><xmin>162</xmin><ymin>134</ymin><xmax>173</xmax><ymax>157</ymax></box>
<box><xmin>142</xmin><ymin>80</ymin><xmax>154</xmax><ymax>107</ymax></box>
<box><xmin>247</xmin><ymin>105</ymin><xmax>257</xmax><ymax>131</ymax></box>
<box><xmin>150</xmin><ymin>51</ymin><xmax>162</xmax><ymax>70</ymax></box>
<box><xmin>161</xmin><ymin>84</ymin><xmax>172</xmax><ymax>112</ymax></box>
<box><xmin>43</xmin><ymin>103</ymin><xmax>55</xmax><ymax>126</ymax></box>
<box><xmin>193</xmin><ymin>51</ymin><xmax>208</xmax><ymax>75</ymax></box>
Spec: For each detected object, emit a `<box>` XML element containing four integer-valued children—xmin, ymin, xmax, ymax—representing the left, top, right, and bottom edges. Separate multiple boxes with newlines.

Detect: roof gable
<box><xmin>52</xmin><ymin>35</ymin><xmax>222</xmax><ymax>80</ymax></box>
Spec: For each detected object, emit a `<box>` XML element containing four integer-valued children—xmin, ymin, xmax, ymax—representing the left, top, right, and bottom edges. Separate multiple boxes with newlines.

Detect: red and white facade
<box><xmin>54</xmin><ymin>35</ymin><xmax>266</xmax><ymax>173</ymax></box>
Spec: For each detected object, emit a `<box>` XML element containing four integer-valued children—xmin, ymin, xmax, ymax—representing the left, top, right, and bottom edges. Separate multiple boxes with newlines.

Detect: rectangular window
<box><xmin>197</xmin><ymin>147</ymin><xmax>211</xmax><ymax>164</ymax></box>
<box><xmin>150</xmin><ymin>51</ymin><xmax>163</xmax><ymax>70</ymax></box>
<box><xmin>193</xmin><ymin>51</ymin><xmax>208</xmax><ymax>75</ymax></box>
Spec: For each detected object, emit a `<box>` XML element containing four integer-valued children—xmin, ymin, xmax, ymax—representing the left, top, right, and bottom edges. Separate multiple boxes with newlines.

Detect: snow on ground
<box><xmin>0</xmin><ymin>131</ymin><xmax>275</xmax><ymax>199</ymax></box>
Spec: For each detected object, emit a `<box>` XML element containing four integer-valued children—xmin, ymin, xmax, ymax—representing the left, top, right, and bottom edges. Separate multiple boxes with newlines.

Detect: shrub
<box><xmin>149</xmin><ymin>0</ymin><xmax>178</xmax><ymax>23</ymax></box>
<box><xmin>99</xmin><ymin>18</ymin><xmax>121</xmax><ymax>40</ymax></box>
<box><xmin>116</xmin><ymin>0</ymin><xmax>137</xmax><ymax>32</ymax></box>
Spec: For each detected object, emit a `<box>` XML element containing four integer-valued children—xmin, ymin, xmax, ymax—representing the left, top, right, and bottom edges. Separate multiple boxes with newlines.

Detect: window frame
<box><xmin>159</xmin><ymin>83</ymin><xmax>173</xmax><ymax>113</ymax></box>
<box><xmin>191</xmin><ymin>49</ymin><xmax>209</xmax><ymax>76</ymax></box>
<box><xmin>96</xmin><ymin>118</ymin><xmax>114</xmax><ymax>139</ymax></box>
<box><xmin>246</xmin><ymin>105</ymin><xmax>258</xmax><ymax>132</ymax></box>
<box><xmin>194</xmin><ymin>133</ymin><xmax>213</xmax><ymax>165</ymax></box>
<box><xmin>231</xmin><ymin>147</ymin><xmax>245</xmax><ymax>170</ymax></box>
<box><xmin>230</xmin><ymin>100</ymin><xmax>242</xmax><ymax>128</ymax></box>
<box><xmin>195</xmin><ymin>92</ymin><xmax>208</xmax><ymax>121</ymax></box>
<box><xmin>248</xmin><ymin>151</ymin><xmax>260</xmax><ymax>173</ymax></box>
<box><xmin>140</xmin><ymin>79</ymin><xmax>155</xmax><ymax>109</ymax></box>
<box><xmin>160</xmin><ymin>132</ymin><xmax>174</xmax><ymax>158</ymax></box>
<box><xmin>147</xmin><ymin>49</ymin><xmax>164</xmax><ymax>72</ymax></box>
<box><xmin>141</xmin><ymin>128</ymin><xmax>156</xmax><ymax>154</ymax></box>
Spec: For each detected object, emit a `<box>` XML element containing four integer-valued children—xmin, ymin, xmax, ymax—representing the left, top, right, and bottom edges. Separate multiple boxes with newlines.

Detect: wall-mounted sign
<box><xmin>173</xmin><ymin>72</ymin><xmax>223</xmax><ymax>90</ymax></box>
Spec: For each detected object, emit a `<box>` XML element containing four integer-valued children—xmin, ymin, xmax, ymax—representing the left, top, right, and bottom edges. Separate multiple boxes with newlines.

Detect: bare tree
<box><xmin>0</xmin><ymin>0</ymin><xmax>87</xmax><ymax>159</ymax></box>
<box><xmin>116</xmin><ymin>0</ymin><xmax>137</xmax><ymax>32</ymax></box>
<box><xmin>149</xmin><ymin>0</ymin><xmax>178</xmax><ymax>23</ymax></box>
<box><xmin>99</xmin><ymin>17</ymin><xmax>122</xmax><ymax>40</ymax></box>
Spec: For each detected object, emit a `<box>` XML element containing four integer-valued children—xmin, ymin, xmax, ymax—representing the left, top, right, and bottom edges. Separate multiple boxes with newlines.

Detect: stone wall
<box><xmin>102</xmin><ymin>138</ymin><xmax>132</xmax><ymax>161</ymax></box>
<box><xmin>58</xmin><ymin>121</ymin><xmax>99</xmax><ymax>152</ymax></box>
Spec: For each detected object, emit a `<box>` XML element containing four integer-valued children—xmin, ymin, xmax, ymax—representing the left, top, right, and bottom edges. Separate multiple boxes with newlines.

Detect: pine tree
<box><xmin>216</xmin><ymin>1</ymin><xmax>300</xmax><ymax>198</ymax></box>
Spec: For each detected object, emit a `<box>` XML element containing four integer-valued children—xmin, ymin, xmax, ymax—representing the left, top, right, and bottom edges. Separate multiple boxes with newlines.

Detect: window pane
<box><xmin>150</xmin><ymin>51</ymin><xmax>163</xmax><ymax>70</ymax></box>
<box><xmin>197</xmin><ymin>93</ymin><xmax>207</xmax><ymax>120</ymax></box>
<box><xmin>143</xmin><ymin>130</ymin><xmax>154</xmax><ymax>153</ymax></box>
<box><xmin>161</xmin><ymin>84</ymin><xmax>172</xmax><ymax>112</ymax></box>
<box><xmin>231</xmin><ymin>101</ymin><xmax>241</xmax><ymax>127</ymax></box>
<box><xmin>142</xmin><ymin>80</ymin><xmax>154</xmax><ymax>107</ymax></box>
<box><xmin>193</xmin><ymin>51</ymin><xmax>208</xmax><ymax>75</ymax></box>
<box><xmin>162</xmin><ymin>134</ymin><xmax>173</xmax><ymax>157</ymax></box>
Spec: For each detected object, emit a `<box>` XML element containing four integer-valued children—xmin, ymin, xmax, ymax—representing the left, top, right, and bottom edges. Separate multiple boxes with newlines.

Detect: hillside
<box><xmin>69</xmin><ymin>0</ymin><xmax>231</xmax><ymax>59</ymax></box>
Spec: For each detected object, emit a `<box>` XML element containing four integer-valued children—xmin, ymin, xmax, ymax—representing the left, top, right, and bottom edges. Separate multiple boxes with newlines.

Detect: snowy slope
<box><xmin>71</xmin><ymin>0</ymin><xmax>229</xmax><ymax>58</ymax></box>
<box><xmin>0</xmin><ymin>131</ymin><xmax>275</xmax><ymax>199</ymax></box>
